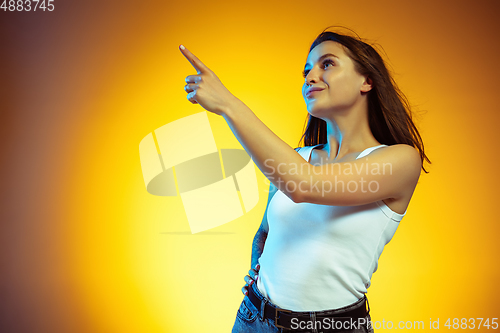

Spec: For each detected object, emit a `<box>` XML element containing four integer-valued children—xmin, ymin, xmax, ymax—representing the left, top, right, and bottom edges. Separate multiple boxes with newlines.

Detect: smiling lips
<box><xmin>305</xmin><ymin>87</ymin><xmax>324</xmax><ymax>98</ymax></box>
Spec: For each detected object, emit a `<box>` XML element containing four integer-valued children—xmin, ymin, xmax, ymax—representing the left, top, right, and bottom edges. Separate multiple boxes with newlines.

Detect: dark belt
<box><xmin>248</xmin><ymin>284</ymin><xmax>370</xmax><ymax>332</ymax></box>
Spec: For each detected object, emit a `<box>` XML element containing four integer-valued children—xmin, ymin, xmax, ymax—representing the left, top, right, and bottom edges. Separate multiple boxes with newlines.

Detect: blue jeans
<box><xmin>232</xmin><ymin>284</ymin><xmax>374</xmax><ymax>333</ymax></box>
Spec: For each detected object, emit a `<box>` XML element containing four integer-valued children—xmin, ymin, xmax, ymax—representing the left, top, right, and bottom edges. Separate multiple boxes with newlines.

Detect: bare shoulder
<box><xmin>391</xmin><ymin>143</ymin><xmax>420</xmax><ymax>160</ymax></box>
<box><xmin>383</xmin><ymin>144</ymin><xmax>421</xmax><ymax>160</ymax></box>
<box><xmin>377</xmin><ymin>144</ymin><xmax>422</xmax><ymax>182</ymax></box>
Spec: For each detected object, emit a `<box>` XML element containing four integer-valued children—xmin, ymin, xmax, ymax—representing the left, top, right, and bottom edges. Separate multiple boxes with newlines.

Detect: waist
<box><xmin>249</xmin><ymin>283</ymin><xmax>370</xmax><ymax>331</ymax></box>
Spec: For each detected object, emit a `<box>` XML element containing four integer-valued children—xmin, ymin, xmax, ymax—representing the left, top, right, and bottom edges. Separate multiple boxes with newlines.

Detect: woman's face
<box><xmin>302</xmin><ymin>41</ymin><xmax>371</xmax><ymax>117</ymax></box>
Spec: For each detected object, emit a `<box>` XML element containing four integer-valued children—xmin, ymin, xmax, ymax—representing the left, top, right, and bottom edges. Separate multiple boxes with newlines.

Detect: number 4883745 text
<box><xmin>1</xmin><ymin>0</ymin><xmax>55</xmax><ymax>11</ymax></box>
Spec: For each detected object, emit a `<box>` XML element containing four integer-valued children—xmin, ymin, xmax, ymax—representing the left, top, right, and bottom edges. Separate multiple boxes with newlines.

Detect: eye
<box><xmin>322</xmin><ymin>59</ymin><xmax>335</xmax><ymax>69</ymax></box>
<box><xmin>302</xmin><ymin>59</ymin><xmax>335</xmax><ymax>78</ymax></box>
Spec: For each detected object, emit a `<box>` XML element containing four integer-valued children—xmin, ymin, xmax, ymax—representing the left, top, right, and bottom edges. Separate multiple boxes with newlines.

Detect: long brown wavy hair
<box><xmin>298</xmin><ymin>28</ymin><xmax>431</xmax><ymax>173</ymax></box>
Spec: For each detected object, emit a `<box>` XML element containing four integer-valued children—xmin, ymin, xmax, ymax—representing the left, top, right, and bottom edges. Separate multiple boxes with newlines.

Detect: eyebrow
<box><xmin>304</xmin><ymin>53</ymin><xmax>339</xmax><ymax>71</ymax></box>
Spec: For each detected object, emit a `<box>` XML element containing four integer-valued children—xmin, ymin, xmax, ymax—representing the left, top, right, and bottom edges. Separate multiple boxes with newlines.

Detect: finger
<box><xmin>242</xmin><ymin>286</ymin><xmax>248</xmax><ymax>296</ymax></box>
<box><xmin>184</xmin><ymin>83</ymin><xmax>198</xmax><ymax>93</ymax></box>
<box><xmin>179</xmin><ymin>45</ymin><xmax>210</xmax><ymax>75</ymax></box>
<box><xmin>256</xmin><ymin>264</ymin><xmax>260</xmax><ymax>271</ymax></box>
<box><xmin>248</xmin><ymin>269</ymin><xmax>257</xmax><ymax>279</ymax></box>
<box><xmin>185</xmin><ymin>75</ymin><xmax>202</xmax><ymax>84</ymax></box>
<box><xmin>244</xmin><ymin>275</ymin><xmax>254</xmax><ymax>285</ymax></box>
<box><xmin>187</xmin><ymin>91</ymin><xmax>198</xmax><ymax>104</ymax></box>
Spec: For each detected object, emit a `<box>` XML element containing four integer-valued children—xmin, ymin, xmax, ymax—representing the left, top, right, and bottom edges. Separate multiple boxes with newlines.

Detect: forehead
<box><xmin>305</xmin><ymin>41</ymin><xmax>348</xmax><ymax>65</ymax></box>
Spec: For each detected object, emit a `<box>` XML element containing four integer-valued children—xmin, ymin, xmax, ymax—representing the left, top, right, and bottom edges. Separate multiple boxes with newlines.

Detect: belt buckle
<box><xmin>275</xmin><ymin>306</ymin><xmax>293</xmax><ymax>329</ymax></box>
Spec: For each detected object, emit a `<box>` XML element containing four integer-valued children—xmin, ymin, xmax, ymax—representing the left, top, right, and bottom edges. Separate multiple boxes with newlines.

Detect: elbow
<box><xmin>283</xmin><ymin>178</ymin><xmax>309</xmax><ymax>203</ymax></box>
<box><xmin>287</xmin><ymin>192</ymin><xmax>303</xmax><ymax>203</ymax></box>
<box><xmin>276</xmin><ymin>176</ymin><xmax>309</xmax><ymax>203</ymax></box>
<box><xmin>287</xmin><ymin>187</ymin><xmax>305</xmax><ymax>204</ymax></box>
<box><xmin>293</xmin><ymin>193</ymin><xmax>304</xmax><ymax>204</ymax></box>
<box><xmin>277</xmin><ymin>183</ymin><xmax>303</xmax><ymax>203</ymax></box>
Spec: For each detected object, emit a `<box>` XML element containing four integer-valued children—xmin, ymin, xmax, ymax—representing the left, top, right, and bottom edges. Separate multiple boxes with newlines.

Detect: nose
<box><xmin>304</xmin><ymin>68</ymin><xmax>319</xmax><ymax>86</ymax></box>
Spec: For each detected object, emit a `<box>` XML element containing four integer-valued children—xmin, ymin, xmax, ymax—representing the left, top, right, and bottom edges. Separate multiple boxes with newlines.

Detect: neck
<box><xmin>318</xmin><ymin>102</ymin><xmax>380</xmax><ymax>161</ymax></box>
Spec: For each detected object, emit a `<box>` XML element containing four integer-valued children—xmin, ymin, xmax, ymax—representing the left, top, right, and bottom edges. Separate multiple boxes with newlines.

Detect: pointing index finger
<box><xmin>179</xmin><ymin>45</ymin><xmax>210</xmax><ymax>74</ymax></box>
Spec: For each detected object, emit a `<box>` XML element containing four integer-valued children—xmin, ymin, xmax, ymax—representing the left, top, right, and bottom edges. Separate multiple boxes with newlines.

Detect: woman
<box><xmin>180</xmin><ymin>28</ymin><xmax>430</xmax><ymax>333</ymax></box>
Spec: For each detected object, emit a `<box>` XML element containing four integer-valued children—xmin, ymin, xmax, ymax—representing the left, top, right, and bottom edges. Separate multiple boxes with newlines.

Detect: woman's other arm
<box><xmin>242</xmin><ymin>179</ymin><xmax>279</xmax><ymax>295</ymax></box>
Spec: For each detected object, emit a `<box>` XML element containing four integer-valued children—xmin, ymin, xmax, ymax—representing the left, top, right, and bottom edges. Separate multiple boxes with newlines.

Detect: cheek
<box><xmin>327</xmin><ymin>73</ymin><xmax>356</xmax><ymax>95</ymax></box>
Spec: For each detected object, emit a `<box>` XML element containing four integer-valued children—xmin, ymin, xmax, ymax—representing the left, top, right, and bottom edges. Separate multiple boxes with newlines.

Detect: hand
<box><xmin>242</xmin><ymin>264</ymin><xmax>260</xmax><ymax>296</ymax></box>
<box><xmin>179</xmin><ymin>45</ymin><xmax>240</xmax><ymax>116</ymax></box>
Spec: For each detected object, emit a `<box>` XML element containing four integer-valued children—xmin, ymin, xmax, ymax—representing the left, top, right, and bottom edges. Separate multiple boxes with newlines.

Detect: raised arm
<box><xmin>179</xmin><ymin>46</ymin><xmax>421</xmax><ymax>207</ymax></box>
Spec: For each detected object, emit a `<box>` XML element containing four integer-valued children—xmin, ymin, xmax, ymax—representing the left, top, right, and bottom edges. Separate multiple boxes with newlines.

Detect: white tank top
<box><xmin>256</xmin><ymin>144</ymin><xmax>406</xmax><ymax>311</ymax></box>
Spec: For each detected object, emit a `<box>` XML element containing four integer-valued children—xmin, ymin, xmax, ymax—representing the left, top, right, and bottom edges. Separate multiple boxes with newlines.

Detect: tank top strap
<box><xmin>297</xmin><ymin>144</ymin><xmax>387</xmax><ymax>161</ymax></box>
<box><xmin>356</xmin><ymin>145</ymin><xmax>388</xmax><ymax>160</ymax></box>
<box><xmin>295</xmin><ymin>144</ymin><xmax>323</xmax><ymax>162</ymax></box>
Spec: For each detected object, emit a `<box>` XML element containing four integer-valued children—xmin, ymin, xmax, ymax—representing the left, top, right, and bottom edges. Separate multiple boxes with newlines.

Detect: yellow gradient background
<box><xmin>1</xmin><ymin>0</ymin><xmax>499</xmax><ymax>332</ymax></box>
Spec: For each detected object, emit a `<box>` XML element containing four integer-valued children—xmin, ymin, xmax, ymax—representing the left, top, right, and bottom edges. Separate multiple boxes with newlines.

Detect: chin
<box><xmin>306</xmin><ymin>103</ymin><xmax>331</xmax><ymax>119</ymax></box>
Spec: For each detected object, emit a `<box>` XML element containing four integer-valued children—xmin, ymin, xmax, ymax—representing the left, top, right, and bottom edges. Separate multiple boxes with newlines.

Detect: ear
<box><xmin>360</xmin><ymin>76</ymin><xmax>373</xmax><ymax>93</ymax></box>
